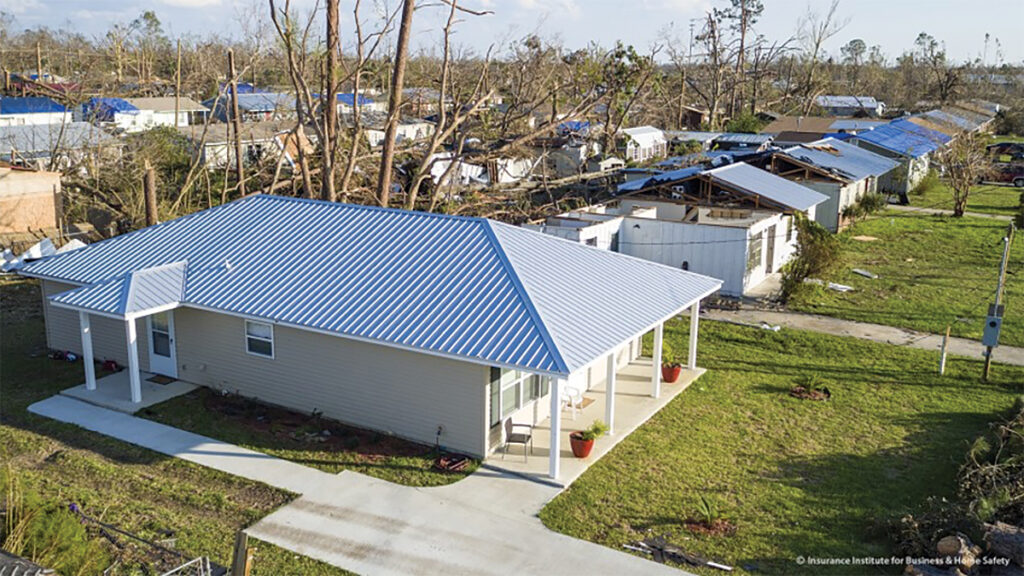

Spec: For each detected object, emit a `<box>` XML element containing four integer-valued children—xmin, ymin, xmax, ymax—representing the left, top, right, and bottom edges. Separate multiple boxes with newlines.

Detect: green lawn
<box><xmin>0</xmin><ymin>277</ymin><xmax>350</xmax><ymax>575</ymax></box>
<box><xmin>143</xmin><ymin>388</ymin><xmax>478</xmax><ymax>487</ymax></box>
<box><xmin>910</xmin><ymin>181</ymin><xmax>1021</xmax><ymax>217</ymax></box>
<box><xmin>540</xmin><ymin>319</ymin><xmax>1024</xmax><ymax>575</ymax></box>
<box><xmin>789</xmin><ymin>210</ymin><xmax>1024</xmax><ymax>347</ymax></box>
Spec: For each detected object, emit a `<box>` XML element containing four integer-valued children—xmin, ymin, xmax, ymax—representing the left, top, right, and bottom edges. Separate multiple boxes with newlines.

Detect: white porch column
<box><xmin>79</xmin><ymin>311</ymin><xmax>96</xmax><ymax>391</ymax></box>
<box><xmin>688</xmin><ymin>300</ymin><xmax>700</xmax><ymax>370</ymax></box>
<box><xmin>652</xmin><ymin>323</ymin><xmax>663</xmax><ymax>398</ymax></box>
<box><xmin>605</xmin><ymin>352</ymin><xmax>616</xmax><ymax>435</ymax></box>
<box><xmin>549</xmin><ymin>377</ymin><xmax>564</xmax><ymax>480</ymax></box>
<box><xmin>125</xmin><ymin>319</ymin><xmax>142</xmax><ymax>404</ymax></box>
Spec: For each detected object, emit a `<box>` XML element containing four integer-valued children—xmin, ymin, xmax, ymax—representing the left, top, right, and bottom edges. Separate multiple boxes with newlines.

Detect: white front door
<box><xmin>147</xmin><ymin>311</ymin><xmax>178</xmax><ymax>378</ymax></box>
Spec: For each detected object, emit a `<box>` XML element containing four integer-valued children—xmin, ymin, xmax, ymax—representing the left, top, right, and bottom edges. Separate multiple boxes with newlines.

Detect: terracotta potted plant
<box><xmin>569</xmin><ymin>420</ymin><xmax>609</xmax><ymax>458</ymax></box>
<box><xmin>660</xmin><ymin>341</ymin><xmax>682</xmax><ymax>383</ymax></box>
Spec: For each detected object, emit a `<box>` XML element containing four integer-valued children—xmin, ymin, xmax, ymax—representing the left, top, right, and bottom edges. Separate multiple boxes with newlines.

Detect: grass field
<box><xmin>789</xmin><ymin>210</ymin><xmax>1024</xmax><ymax>347</ymax></box>
<box><xmin>540</xmin><ymin>319</ymin><xmax>1024</xmax><ymax>575</ymax></box>
<box><xmin>143</xmin><ymin>387</ymin><xmax>478</xmax><ymax>487</ymax></box>
<box><xmin>0</xmin><ymin>277</ymin><xmax>351</xmax><ymax>575</ymax></box>
<box><xmin>910</xmin><ymin>181</ymin><xmax>1021</xmax><ymax>217</ymax></box>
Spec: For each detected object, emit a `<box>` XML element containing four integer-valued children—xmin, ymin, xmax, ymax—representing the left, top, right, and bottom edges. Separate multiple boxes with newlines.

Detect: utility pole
<box><xmin>174</xmin><ymin>40</ymin><xmax>182</xmax><ymax>128</ymax></box>
<box><xmin>982</xmin><ymin>223</ymin><xmax>1014</xmax><ymax>381</ymax></box>
<box><xmin>35</xmin><ymin>41</ymin><xmax>43</xmax><ymax>80</ymax></box>
<box><xmin>227</xmin><ymin>49</ymin><xmax>245</xmax><ymax>196</ymax></box>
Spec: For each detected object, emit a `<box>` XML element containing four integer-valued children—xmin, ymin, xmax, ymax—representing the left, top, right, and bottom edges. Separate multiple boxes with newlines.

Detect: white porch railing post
<box><xmin>125</xmin><ymin>319</ymin><xmax>142</xmax><ymax>403</ymax></box>
<box><xmin>79</xmin><ymin>311</ymin><xmax>96</xmax><ymax>391</ymax></box>
<box><xmin>549</xmin><ymin>377</ymin><xmax>563</xmax><ymax>480</ymax></box>
<box><xmin>605</xmin><ymin>352</ymin><xmax>616</xmax><ymax>435</ymax></box>
<box><xmin>688</xmin><ymin>301</ymin><xmax>700</xmax><ymax>370</ymax></box>
<box><xmin>652</xmin><ymin>323</ymin><xmax>663</xmax><ymax>398</ymax></box>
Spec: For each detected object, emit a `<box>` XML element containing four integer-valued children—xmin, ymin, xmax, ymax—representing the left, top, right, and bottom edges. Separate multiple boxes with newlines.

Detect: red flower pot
<box><xmin>569</xmin><ymin>432</ymin><xmax>595</xmax><ymax>458</ymax></box>
<box><xmin>661</xmin><ymin>363</ymin><xmax>682</xmax><ymax>383</ymax></box>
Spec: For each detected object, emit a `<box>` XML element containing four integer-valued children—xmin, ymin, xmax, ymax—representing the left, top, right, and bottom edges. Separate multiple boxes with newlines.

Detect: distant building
<box><xmin>202</xmin><ymin>92</ymin><xmax>296</xmax><ymax>123</ymax></box>
<box><xmin>77</xmin><ymin>97</ymin><xmax>145</xmax><ymax>132</ymax></box>
<box><xmin>0</xmin><ymin>122</ymin><xmax>118</xmax><ymax>171</ymax></box>
<box><xmin>0</xmin><ymin>97</ymin><xmax>72</xmax><ymax>126</ymax></box>
<box><xmin>335</xmin><ymin>93</ymin><xmax>387</xmax><ymax>117</ymax></box>
<box><xmin>527</xmin><ymin>198</ymin><xmax>799</xmax><ymax>298</ymax></box>
<box><xmin>711</xmin><ymin>133</ymin><xmax>773</xmax><ymax>152</ymax></box>
<box><xmin>815</xmin><ymin>95</ymin><xmax>885</xmax><ymax>117</ymax></box>
<box><xmin>619</xmin><ymin>126</ymin><xmax>667</xmax><ymax>162</ymax></box>
<box><xmin>177</xmin><ymin>121</ymin><xmax>314</xmax><ymax>169</ymax></box>
<box><xmin>850</xmin><ymin>120</ymin><xmax>949</xmax><ymax>196</ymax></box>
<box><xmin>126</xmin><ymin>97</ymin><xmax>209</xmax><ymax>127</ymax></box>
<box><xmin>0</xmin><ymin>164</ymin><xmax>62</xmax><ymax>234</ymax></box>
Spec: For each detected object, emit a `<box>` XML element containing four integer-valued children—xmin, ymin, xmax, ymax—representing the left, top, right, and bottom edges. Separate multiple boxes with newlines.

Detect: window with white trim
<box><xmin>245</xmin><ymin>320</ymin><xmax>274</xmax><ymax>358</ymax></box>
<box><xmin>489</xmin><ymin>368</ymin><xmax>546</xmax><ymax>427</ymax></box>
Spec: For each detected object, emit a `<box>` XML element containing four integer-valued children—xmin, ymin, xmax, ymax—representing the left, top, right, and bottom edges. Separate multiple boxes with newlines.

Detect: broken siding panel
<box><xmin>173</xmin><ymin>307</ymin><xmax>489</xmax><ymax>457</ymax></box>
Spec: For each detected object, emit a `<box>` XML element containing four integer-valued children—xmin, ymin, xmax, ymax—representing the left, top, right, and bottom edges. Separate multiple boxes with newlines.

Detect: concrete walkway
<box><xmin>28</xmin><ymin>395</ymin><xmax>689</xmax><ymax>576</ymax></box>
<box><xmin>705</xmin><ymin>308</ymin><xmax>1024</xmax><ymax>367</ymax></box>
<box><xmin>889</xmin><ymin>203</ymin><xmax>1014</xmax><ymax>221</ymax></box>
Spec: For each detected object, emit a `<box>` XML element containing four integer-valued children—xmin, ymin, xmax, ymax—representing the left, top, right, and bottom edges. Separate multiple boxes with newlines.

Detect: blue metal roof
<box><xmin>616</xmin><ymin>166</ymin><xmax>704</xmax><ymax>193</ymax></box>
<box><xmin>82</xmin><ymin>97</ymin><xmax>139</xmax><ymax>121</ymax></box>
<box><xmin>0</xmin><ymin>97</ymin><xmax>67</xmax><ymax>115</ymax></box>
<box><xmin>852</xmin><ymin>122</ymin><xmax>944</xmax><ymax>158</ymax></box>
<box><xmin>24</xmin><ymin>195</ymin><xmax>721</xmax><ymax>376</ymax></box>
<box><xmin>705</xmin><ymin>162</ymin><xmax>828</xmax><ymax>212</ymax></box>
<box><xmin>0</xmin><ymin>122</ymin><xmax>116</xmax><ymax>159</ymax></box>
<box><xmin>203</xmin><ymin>93</ymin><xmax>296</xmax><ymax>121</ymax></box>
<box><xmin>780</xmin><ymin>138</ymin><xmax>899</xmax><ymax>182</ymax></box>
<box><xmin>52</xmin><ymin>261</ymin><xmax>187</xmax><ymax>316</ymax></box>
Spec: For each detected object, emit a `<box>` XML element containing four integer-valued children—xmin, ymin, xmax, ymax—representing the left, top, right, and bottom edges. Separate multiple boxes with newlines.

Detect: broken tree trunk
<box><xmin>985</xmin><ymin>522</ymin><xmax>1024</xmax><ymax>567</ymax></box>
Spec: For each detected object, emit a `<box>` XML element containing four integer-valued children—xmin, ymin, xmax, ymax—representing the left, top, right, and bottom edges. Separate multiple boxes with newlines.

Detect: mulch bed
<box><xmin>682</xmin><ymin>518</ymin><xmax>737</xmax><ymax>537</ymax></box>
<box><xmin>196</xmin><ymin>389</ymin><xmax>435</xmax><ymax>460</ymax></box>
<box><xmin>789</xmin><ymin>385</ymin><xmax>832</xmax><ymax>401</ymax></box>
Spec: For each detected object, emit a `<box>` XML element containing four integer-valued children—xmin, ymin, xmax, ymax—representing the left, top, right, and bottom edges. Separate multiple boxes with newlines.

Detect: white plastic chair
<box><xmin>560</xmin><ymin>384</ymin><xmax>584</xmax><ymax>420</ymax></box>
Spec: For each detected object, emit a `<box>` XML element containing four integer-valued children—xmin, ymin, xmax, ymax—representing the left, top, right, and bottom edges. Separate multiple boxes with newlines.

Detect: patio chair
<box><xmin>560</xmin><ymin>384</ymin><xmax>584</xmax><ymax>420</ymax></box>
<box><xmin>502</xmin><ymin>418</ymin><xmax>533</xmax><ymax>462</ymax></box>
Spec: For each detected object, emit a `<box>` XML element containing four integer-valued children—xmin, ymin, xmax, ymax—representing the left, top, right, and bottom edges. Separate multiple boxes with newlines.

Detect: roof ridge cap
<box><xmin>482</xmin><ymin>220</ymin><xmax>570</xmax><ymax>376</ymax></box>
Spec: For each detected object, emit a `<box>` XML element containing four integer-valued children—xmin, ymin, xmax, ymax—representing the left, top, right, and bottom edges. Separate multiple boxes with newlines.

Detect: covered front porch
<box><xmin>489</xmin><ymin>303</ymin><xmax>705</xmax><ymax>486</ymax></box>
<box><xmin>488</xmin><ymin>357</ymin><xmax>704</xmax><ymax>487</ymax></box>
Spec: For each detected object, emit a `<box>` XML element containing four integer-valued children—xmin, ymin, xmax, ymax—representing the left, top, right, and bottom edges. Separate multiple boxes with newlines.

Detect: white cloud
<box><xmin>7</xmin><ymin>0</ymin><xmax>41</xmax><ymax>16</ymax></box>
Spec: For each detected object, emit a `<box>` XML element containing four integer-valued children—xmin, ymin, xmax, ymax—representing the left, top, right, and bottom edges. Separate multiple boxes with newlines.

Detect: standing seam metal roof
<box><xmin>780</xmin><ymin>138</ymin><xmax>899</xmax><ymax>182</ymax></box>
<box><xmin>23</xmin><ymin>195</ymin><xmax>721</xmax><ymax>375</ymax></box>
<box><xmin>705</xmin><ymin>162</ymin><xmax>828</xmax><ymax>212</ymax></box>
<box><xmin>853</xmin><ymin>123</ymin><xmax>944</xmax><ymax>158</ymax></box>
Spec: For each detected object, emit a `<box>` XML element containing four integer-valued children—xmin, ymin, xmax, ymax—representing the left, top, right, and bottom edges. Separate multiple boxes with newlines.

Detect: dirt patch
<box><xmin>682</xmin><ymin>519</ymin><xmax>737</xmax><ymax>537</ymax></box>
<box><xmin>789</xmin><ymin>385</ymin><xmax>832</xmax><ymax>401</ymax></box>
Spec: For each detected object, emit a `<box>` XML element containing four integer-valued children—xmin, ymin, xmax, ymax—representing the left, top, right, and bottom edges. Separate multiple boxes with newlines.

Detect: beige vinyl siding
<box><xmin>173</xmin><ymin>307</ymin><xmax>489</xmax><ymax>457</ymax></box>
<box><xmin>487</xmin><ymin>338</ymin><xmax>642</xmax><ymax>452</ymax></box>
<box><xmin>40</xmin><ymin>280</ymin><xmax>150</xmax><ymax>371</ymax></box>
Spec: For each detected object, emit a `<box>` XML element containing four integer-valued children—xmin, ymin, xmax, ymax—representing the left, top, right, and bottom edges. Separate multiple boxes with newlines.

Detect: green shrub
<box><xmin>723</xmin><ymin>112</ymin><xmax>766</xmax><ymax>134</ymax></box>
<box><xmin>696</xmin><ymin>493</ymin><xmax>722</xmax><ymax>524</ymax></box>
<box><xmin>577</xmin><ymin>420</ymin><xmax>609</xmax><ymax>442</ymax></box>
<box><xmin>780</xmin><ymin>215</ymin><xmax>840</xmax><ymax>302</ymax></box>
<box><xmin>910</xmin><ymin>169</ymin><xmax>941</xmax><ymax>196</ymax></box>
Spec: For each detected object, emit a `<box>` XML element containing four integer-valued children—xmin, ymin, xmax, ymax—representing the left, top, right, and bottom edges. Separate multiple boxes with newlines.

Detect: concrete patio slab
<box><xmin>60</xmin><ymin>370</ymin><xmax>196</xmax><ymax>413</ymax></box>
<box><xmin>487</xmin><ymin>358</ymin><xmax>704</xmax><ymax>487</ymax></box>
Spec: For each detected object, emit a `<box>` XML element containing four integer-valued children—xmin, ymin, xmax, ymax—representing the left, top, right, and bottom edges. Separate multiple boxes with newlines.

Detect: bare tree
<box><xmin>797</xmin><ymin>0</ymin><xmax>845</xmax><ymax>115</ymax></box>
<box><xmin>376</xmin><ymin>0</ymin><xmax>415</xmax><ymax>206</ymax></box>
<box><xmin>939</xmin><ymin>131</ymin><xmax>990</xmax><ymax>217</ymax></box>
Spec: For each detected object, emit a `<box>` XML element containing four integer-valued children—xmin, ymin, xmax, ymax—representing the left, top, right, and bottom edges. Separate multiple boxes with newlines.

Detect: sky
<box><xmin>5</xmin><ymin>0</ymin><xmax>1024</xmax><ymax>65</ymax></box>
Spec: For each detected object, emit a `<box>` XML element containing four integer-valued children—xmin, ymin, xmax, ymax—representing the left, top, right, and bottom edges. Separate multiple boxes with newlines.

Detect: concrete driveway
<box><xmin>30</xmin><ymin>395</ymin><xmax>690</xmax><ymax>576</ymax></box>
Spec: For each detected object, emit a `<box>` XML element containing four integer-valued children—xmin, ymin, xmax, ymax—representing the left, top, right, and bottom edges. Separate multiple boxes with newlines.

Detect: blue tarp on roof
<box><xmin>780</xmin><ymin>138</ymin><xmax>899</xmax><ymax>182</ymax></box>
<box><xmin>336</xmin><ymin>93</ymin><xmax>374</xmax><ymax>107</ymax></box>
<box><xmin>616</xmin><ymin>165</ymin><xmax>704</xmax><ymax>193</ymax></box>
<box><xmin>203</xmin><ymin>92</ymin><xmax>296</xmax><ymax>121</ymax></box>
<box><xmin>23</xmin><ymin>194</ymin><xmax>722</xmax><ymax>376</ymax></box>
<box><xmin>853</xmin><ymin>122</ymin><xmax>944</xmax><ymax>158</ymax></box>
<box><xmin>219</xmin><ymin>82</ymin><xmax>267</xmax><ymax>94</ymax></box>
<box><xmin>0</xmin><ymin>97</ymin><xmax>67</xmax><ymax>115</ymax></box>
<box><xmin>83</xmin><ymin>97</ymin><xmax>139</xmax><ymax>121</ymax></box>
<box><xmin>891</xmin><ymin>119</ymin><xmax>953</xmax><ymax>145</ymax></box>
<box><xmin>558</xmin><ymin>121</ymin><xmax>591</xmax><ymax>136</ymax></box>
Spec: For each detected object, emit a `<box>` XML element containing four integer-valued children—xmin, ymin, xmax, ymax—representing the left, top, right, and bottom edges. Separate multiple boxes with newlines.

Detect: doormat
<box><xmin>565</xmin><ymin>396</ymin><xmax>595</xmax><ymax>411</ymax></box>
<box><xmin>147</xmin><ymin>375</ymin><xmax>176</xmax><ymax>385</ymax></box>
